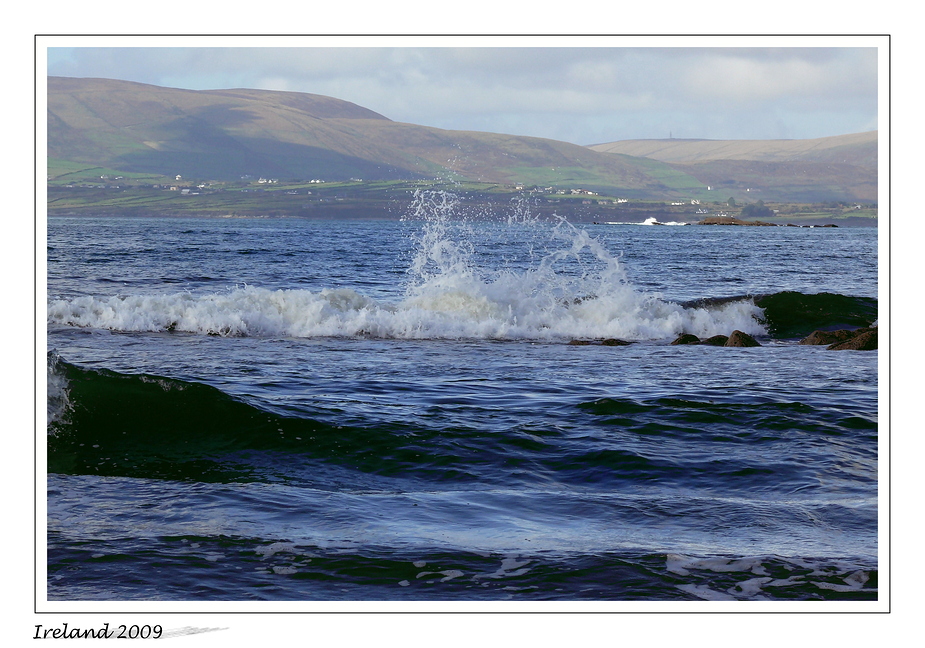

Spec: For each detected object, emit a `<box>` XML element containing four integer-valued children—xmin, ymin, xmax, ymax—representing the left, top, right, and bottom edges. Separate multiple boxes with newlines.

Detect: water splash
<box><xmin>402</xmin><ymin>189</ymin><xmax>477</xmax><ymax>294</ymax></box>
<box><xmin>506</xmin><ymin>193</ymin><xmax>543</xmax><ymax>227</ymax></box>
<box><xmin>391</xmin><ymin>189</ymin><xmax>764</xmax><ymax>340</ymax></box>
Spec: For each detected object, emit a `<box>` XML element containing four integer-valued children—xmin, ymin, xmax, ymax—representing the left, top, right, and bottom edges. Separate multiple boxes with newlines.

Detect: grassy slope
<box><xmin>669</xmin><ymin>159</ymin><xmax>878</xmax><ymax>203</ymax></box>
<box><xmin>47</xmin><ymin>77</ymin><xmax>707</xmax><ymax>198</ymax></box>
<box><xmin>47</xmin><ymin>158</ymin><xmax>175</xmax><ymax>184</ymax></box>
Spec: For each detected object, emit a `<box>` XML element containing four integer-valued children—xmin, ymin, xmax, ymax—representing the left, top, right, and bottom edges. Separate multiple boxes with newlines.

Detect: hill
<box><xmin>588</xmin><ymin>131</ymin><xmax>877</xmax><ymax>166</ymax></box>
<box><xmin>47</xmin><ymin>77</ymin><xmax>697</xmax><ymax>198</ymax></box>
<box><xmin>47</xmin><ymin>77</ymin><xmax>878</xmax><ymax>207</ymax></box>
<box><xmin>588</xmin><ymin>132</ymin><xmax>878</xmax><ymax>203</ymax></box>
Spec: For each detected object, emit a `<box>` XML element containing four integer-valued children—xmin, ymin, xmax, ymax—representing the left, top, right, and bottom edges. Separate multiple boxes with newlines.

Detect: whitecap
<box><xmin>47</xmin><ymin>190</ymin><xmax>767</xmax><ymax>342</ymax></box>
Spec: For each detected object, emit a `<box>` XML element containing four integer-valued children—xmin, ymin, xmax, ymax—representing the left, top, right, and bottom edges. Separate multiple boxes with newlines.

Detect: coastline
<box><xmin>46</xmin><ymin>178</ymin><xmax>878</xmax><ymax>226</ymax></box>
<box><xmin>46</xmin><ymin>210</ymin><xmax>878</xmax><ymax>227</ymax></box>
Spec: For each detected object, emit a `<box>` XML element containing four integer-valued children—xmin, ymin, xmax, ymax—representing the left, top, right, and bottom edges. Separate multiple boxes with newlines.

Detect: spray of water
<box><xmin>394</xmin><ymin>189</ymin><xmax>765</xmax><ymax>340</ymax></box>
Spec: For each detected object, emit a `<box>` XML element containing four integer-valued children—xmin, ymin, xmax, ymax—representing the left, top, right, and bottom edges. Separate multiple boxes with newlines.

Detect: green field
<box><xmin>45</xmin><ymin>162</ymin><xmax>877</xmax><ymax>225</ymax></box>
<box><xmin>48</xmin><ymin>158</ymin><xmax>174</xmax><ymax>185</ymax></box>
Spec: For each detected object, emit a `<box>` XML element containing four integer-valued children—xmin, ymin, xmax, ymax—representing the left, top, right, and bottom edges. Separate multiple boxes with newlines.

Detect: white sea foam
<box><xmin>47</xmin><ymin>191</ymin><xmax>767</xmax><ymax>341</ymax></box>
<box><xmin>641</xmin><ymin>217</ymin><xmax>690</xmax><ymax>226</ymax></box>
<box><xmin>256</xmin><ymin>542</ymin><xmax>298</xmax><ymax>558</ymax></box>
<box><xmin>271</xmin><ymin>565</ymin><xmax>298</xmax><ymax>575</ymax></box>
<box><xmin>603</xmin><ymin>218</ymin><xmax>689</xmax><ymax>226</ymax></box>
<box><xmin>475</xmin><ymin>556</ymin><xmax>533</xmax><ymax>580</ymax></box>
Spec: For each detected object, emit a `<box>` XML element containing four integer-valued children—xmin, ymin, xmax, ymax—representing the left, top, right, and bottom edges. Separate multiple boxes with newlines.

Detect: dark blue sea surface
<box><xmin>46</xmin><ymin>193</ymin><xmax>878</xmax><ymax>602</ymax></box>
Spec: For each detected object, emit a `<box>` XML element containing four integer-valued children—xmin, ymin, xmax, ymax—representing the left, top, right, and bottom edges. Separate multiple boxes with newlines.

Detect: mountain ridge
<box><xmin>48</xmin><ymin>76</ymin><xmax>681</xmax><ymax>195</ymax></box>
<box><xmin>47</xmin><ymin>77</ymin><xmax>877</xmax><ymax>203</ymax></box>
<box><xmin>588</xmin><ymin>131</ymin><xmax>877</xmax><ymax>166</ymax></box>
<box><xmin>588</xmin><ymin>131</ymin><xmax>877</xmax><ymax>202</ymax></box>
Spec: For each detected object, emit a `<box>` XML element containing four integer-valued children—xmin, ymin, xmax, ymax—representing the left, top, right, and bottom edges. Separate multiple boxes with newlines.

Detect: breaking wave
<box><xmin>48</xmin><ymin>191</ymin><xmax>771</xmax><ymax>341</ymax></box>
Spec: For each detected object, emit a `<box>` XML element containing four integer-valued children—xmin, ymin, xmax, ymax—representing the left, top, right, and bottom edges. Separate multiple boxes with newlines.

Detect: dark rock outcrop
<box><xmin>799</xmin><ymin>329</ymin><xmax>857</xmax><ymax>346</ymax></box>
<box><xmin>572</xmin><ymin>326</ymin><xmax>877</xmax><ymax>350</ymax></box>
<box><xmin>725</xmin><ymin>330</ymin><xmax>761</xmax><ymax>347</ymax></box>
<box><xmin>697</xmin><ymin>216</ymin><xmax>777</xmax><ymax>226</ymax></box>
<box><xmin>568</xmin><ymin>338</ymin><xmax>633</xmax><ymax>346</ymax></box>
<box><xmin>799</xmin><ymin>326</ymin><xmax>877</xmax><ymax>350</ymax></box>
<box><xmin>827</xmin><ymin>328</ymin><xmax>877</xmax><ymax>350</ymax></box>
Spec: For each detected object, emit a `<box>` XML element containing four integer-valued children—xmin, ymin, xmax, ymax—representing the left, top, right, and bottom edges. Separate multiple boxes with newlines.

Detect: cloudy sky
<box><xmin>45</xmin><ymin>37</ymin><xmax>881</xmax><ymax>146</ymax></box>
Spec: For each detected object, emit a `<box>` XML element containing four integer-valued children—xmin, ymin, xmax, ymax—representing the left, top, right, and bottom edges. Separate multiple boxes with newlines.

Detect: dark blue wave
<box><xmin>48</xmin><ymin>353</ymin><xmax>877</xmax><ymax>495</ymax></box>
<box><xmin>680</xmin><ymin>291</ymin><xmax>877</xmax><ymax>339</ymax></box>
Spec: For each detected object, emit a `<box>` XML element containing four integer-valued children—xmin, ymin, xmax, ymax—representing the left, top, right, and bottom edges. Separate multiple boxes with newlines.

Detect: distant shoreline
<box><xmin>46</xmin><ymin>175</ymin><xmax>877</xmax><ymax>227</ymax></box>
<box><xmin>46</xmin><ymin>210</ymin><xmax>878</xmax><ymax>227</ymax></box>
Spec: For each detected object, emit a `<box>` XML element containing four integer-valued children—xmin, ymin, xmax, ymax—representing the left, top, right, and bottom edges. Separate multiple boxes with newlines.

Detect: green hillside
<box><xmin>47</xmin><ymin>77</ymin><xmax>704</xmax><ymax>198</ymax></box>
<box><xmin>47</xmin><ymin>77</ymin><xmax>877</xmax><ymax>205</ymax></box>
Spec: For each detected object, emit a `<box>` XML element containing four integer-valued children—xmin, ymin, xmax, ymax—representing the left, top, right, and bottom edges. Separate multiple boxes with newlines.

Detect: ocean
<box><xmin>45</xmin><ymin>191</ymin><xmax>879</xmax><ymax>604</ymax></box>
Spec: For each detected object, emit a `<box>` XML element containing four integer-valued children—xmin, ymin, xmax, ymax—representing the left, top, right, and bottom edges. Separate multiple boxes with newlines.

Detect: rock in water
<box><xmin>725</xmin><ymin>330</ymin><xmax>761</xmax><ymax>347</ymax></box>
<box><xmin>671</xmin><ymin>334</ymin><xmax>701</xmax><ymax>345</ymax></box>
<box><xmin>799</xmin><ymin>329</ymin><xmax>857</xmax><ymax>345</ymax></box>
<box><xmin>601</xmin><ymin>338</ymin><xmax>632</xmax><ymax>346</ymax></box>
<box><xmin>827</xmin><ymin>328</ymin><xmax>878</xmax><ymax>350</ymax></box>
<box><xmin>700</xmin><ymin>335</ymin><xmax>729</xmax><ymax>346</ymax></box>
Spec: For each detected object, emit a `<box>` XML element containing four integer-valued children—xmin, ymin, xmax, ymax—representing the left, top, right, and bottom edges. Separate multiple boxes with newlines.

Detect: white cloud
<box><xmin>681</xmin><ymin>49</ymin><xmax>877</xmax><ymax>108</ymax></box>
<box><xmin>46</xmin><ymin>43</ymin><xmax>880</xmax><ymax>144</ymax></box>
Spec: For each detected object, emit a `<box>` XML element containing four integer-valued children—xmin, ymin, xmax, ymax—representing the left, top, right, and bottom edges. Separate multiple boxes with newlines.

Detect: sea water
<box><xmin>46</xmin><ymin>191</ymin><xmax>878</xmax><ymax>602</ymax></box>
